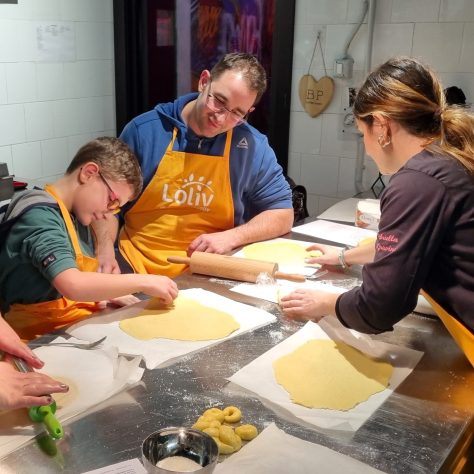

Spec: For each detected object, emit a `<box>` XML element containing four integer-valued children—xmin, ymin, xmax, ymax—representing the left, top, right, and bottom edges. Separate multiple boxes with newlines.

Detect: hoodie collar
<box><xmin>155</xmin><ymin>92</ymin><xmax>221</xmax><ymax>149</ymax></box>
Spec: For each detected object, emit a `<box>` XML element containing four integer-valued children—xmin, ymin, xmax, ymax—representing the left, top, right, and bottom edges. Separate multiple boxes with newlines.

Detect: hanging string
<box><xmin>306</xmin><ymin>31</ymin><xmax>328</xmax><ymax>76</ymax></box>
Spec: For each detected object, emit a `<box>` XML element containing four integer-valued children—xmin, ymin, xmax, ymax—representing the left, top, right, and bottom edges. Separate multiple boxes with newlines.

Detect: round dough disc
<box><xmin>242</xmin><ymin>241</ymin><xmax>320</xmax><ymax>266</ymax></box>
<box><xmin>273</xmin><ymin>339</ymin><xmax>393</xmax><ymax>411</ymax></box>
<box><xmin>119</xmin><ymin>296</ymin><xmax>240</xmax><ymax>341</ymax></box>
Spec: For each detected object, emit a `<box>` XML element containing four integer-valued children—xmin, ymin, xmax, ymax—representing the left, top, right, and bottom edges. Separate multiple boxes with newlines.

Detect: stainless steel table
<box><xmin>2</xmin><ymin>266</ymin><xmax>474</xmax><ymax>473</ymax></box>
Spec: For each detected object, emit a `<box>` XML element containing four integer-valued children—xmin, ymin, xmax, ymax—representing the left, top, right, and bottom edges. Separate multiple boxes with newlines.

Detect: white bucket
<box><xmin>355</xmin><ymin>199</ymin><xmax>381</xmax><ymax>230</ymax></box>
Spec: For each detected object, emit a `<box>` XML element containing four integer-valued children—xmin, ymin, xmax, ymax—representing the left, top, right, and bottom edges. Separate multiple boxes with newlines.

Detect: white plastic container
<box><xmin>355</xmin><ymin>199</ymin><xmax>381</xmax><ymax>230</ymax></box>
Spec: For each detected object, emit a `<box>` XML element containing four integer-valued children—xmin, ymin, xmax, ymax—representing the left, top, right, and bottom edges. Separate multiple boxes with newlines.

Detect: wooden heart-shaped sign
<box><xmin>298</xmin><ymin>74</ymin><xmax>334</xmax><ymax>117</ymax></box>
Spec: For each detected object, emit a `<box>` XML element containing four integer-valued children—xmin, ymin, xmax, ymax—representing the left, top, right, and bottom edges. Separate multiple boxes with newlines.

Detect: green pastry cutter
<box><xmin>28</xmin><ymin>401</ymin><xmax>63</xmax><ymax>439</ymax></box>
<box><xmin>12</xmin><ymin>356</ymin><xmax>64</xmax><ymax>440</ymax></box>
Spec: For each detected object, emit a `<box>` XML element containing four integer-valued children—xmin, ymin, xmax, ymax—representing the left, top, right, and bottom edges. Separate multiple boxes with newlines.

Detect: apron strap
<box><xmin>166</xmin><ymin>128</ymin><xmax>179</xmax><ymax>154</ymax></box>
<box><xmin>44</xmin><ymin>184</ymin><xmax>85</xmax><ymax>269</ymax></box>
<box><xmin>166</xmin><ymin>128</ymin><xmax>234</xmax><ymax>155</ymax></box>
<box><xmin>223</xmin><ymin>129</ymin><xmax>233</xmax><ymax>157</ymax></box>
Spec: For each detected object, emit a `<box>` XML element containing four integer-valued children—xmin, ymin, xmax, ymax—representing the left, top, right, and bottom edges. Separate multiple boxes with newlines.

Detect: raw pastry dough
<box><xmin>119</xmin><ymin>295</ymin><xmax>240</xmax><ymax>341</ymax></box>
<box><xmin>235</xmin><ymin>424</ymin><xmax>258</xmax><ymax>440</ymax></box>
<box><xmin>203</xmin><ymin>407</ymin><xmax>225</xmax><ymax>423</ymax></box>
<box><xmin>222</xmin><ymin>406</ymin><xmax>241</xmax><ymax>423</ymax></box>
<box><xmin>273</xmin><ymin>339</ymin><xmax>393</xmax><ymax>411</ymax></box>
<box><xmin>192</xmin><ymin>406</ymin><xmax>259</xmax><ymax>455</ymax></box>
<box><xmin>242</xmin><ymin>242</ymin><xmax>319</xmax><ymax>266</ymax></box>
<box><xmin>51</xmin><ymin>376</ymin><xmax>78</xmax><ymax>410</ymax></box>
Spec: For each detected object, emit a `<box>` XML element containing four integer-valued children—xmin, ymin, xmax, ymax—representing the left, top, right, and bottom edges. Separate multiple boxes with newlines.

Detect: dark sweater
<box><xmin>336</xmin><ymin>150</ymin><xmax>474</xmax><ymax>333</ymax></box>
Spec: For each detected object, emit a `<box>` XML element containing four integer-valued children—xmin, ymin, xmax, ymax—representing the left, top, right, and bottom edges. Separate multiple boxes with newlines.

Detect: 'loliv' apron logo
<box><xmin>161</xmin><ymin>173</ymin><xmax>215</xmax><ymax>211</ymax></box>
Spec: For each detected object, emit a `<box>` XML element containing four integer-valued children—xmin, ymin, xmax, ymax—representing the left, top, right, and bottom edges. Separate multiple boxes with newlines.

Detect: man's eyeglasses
<box><xmin>206</xmin><ymin>82</ymin><xmax>250</xmax><ymax>125</ymax></box>
<box><xmin>98</xmin><ymin>171</ymin><xmax>121</xmax><ymax>214</ymax></box>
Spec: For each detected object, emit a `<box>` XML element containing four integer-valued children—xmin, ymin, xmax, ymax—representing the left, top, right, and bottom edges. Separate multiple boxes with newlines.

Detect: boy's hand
<box><xmin>141</xmin><ymin>276</ymin><xmax>179</xmax><ymax>305</ymax></box>
<box><xmin>98</xmin><ymin>295</ymin><xmax>141</xmax><ymax>308</ymax></box>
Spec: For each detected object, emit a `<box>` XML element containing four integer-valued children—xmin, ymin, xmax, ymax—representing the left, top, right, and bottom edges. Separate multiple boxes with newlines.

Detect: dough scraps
<box><xmin>242</xmin><ymin>241</ymin><xmax>320</xmax><ymax>266</ymax></box>
<box><xmin>273</xmin><ymin>339</ymin><xmax>393</xmax><ymax>411</ymax></box>
<box><xmin>52</xmin><ymin>376</ymin><xmax>79</xmax><ymax>410</ymax></box>
<box><xmin>119</xmin><ymin>295</ymin><xmax>240</xmax><ymax>341</ymax></box>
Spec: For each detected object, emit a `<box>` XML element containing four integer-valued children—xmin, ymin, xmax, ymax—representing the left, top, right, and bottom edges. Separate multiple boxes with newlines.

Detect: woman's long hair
<box><xmin>353</xmin><ymin>57</ymin><xmax>474</xmax><ymax>174</ymax></box>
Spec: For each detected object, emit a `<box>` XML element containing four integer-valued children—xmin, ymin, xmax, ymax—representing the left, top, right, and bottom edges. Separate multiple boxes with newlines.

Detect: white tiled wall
<box><xmin>0</xmin><ymin>0</ymin><xmax>115</xmax><ymax>183</ymax></box>
<box><xmin>290</xmin><ymin>0</ymin><xmax>474</xmax><ymax>217</ymax></box>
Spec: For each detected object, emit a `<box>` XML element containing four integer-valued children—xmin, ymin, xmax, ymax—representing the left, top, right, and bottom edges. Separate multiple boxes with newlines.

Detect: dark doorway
<box><xmin>113</xmin><ymin>0</ymin><xmax>295</xmax><ymax>172</ymax></box>
<box><xmin>147</xmin><ymin>0</ymin><xmax>176</xmax><ymax>107</ymax></box>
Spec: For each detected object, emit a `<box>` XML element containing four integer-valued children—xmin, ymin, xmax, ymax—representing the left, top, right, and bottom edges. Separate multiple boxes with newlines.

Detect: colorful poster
<box><xmin>190</xmin><ymin>0</ymin><xmax>274</xmax><ymax>89</ymax></box>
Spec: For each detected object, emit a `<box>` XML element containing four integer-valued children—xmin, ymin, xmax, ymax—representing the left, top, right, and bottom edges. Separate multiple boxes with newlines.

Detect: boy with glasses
<box><xmin>101</xmin><ymin>53</ymin><xmax>293</xmax><ymax>277</ymax></box>
<box><xmin>0</xmin><ymin>137</ymin><xmax>178</xmax><ymax>340</ymax></box>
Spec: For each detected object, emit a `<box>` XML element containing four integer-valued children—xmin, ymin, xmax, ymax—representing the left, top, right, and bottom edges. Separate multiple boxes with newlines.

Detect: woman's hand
<box><xmin>0</xmin><ymin>361</ymin><xmax>69</xmax><ymax>411</ymax></box>
<box><xmin>305</xmin><ymin>244</ymin><xmax>341</xmax><ymax>266</ymax></box>
<box><xmin>280</xmin><ymin>289</ymin><xmax>338</xmax><ymax>321</ymax></box>
<box><xmin>0</xmin><ymin>317</ymin><xmax>44</xmax><ymax>369</ymax></box>
<box><xmin>305</xmin><ymin>240</ymin><xmax>376</xmax><ymax>267</ymax></box>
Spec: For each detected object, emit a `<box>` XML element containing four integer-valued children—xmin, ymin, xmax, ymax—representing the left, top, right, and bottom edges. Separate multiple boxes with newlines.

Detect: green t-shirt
<box><xmin>0</xmin><ymin>205</ymin><xmax>95</xmax><ymax>307</ymax></box>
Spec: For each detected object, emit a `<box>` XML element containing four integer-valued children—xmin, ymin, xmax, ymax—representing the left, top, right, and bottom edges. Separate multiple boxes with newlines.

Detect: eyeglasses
<box><xmin>206</xmin><ymin>82</ymin><xmax>250</xmax><ymax>125</ymax></box>
<box><xmin>98</xmin><ymin>171</ymin><xmax>121</xmax><ymax>214</ymax></box>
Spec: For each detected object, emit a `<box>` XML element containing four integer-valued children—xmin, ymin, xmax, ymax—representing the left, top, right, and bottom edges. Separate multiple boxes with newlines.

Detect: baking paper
<box><xmin>215</xmin><ymin>423</ymin><xmax>386</xmax><ymax>473</ymax></box>
<box><xmin>0</xmin><ymin>339</ymin><xmax>143</xmax><ymax>459</ymax></box>
<box><xmin>68</xmin><ymin>288</ymin><xmax>276</xmax><ymax>370</ymax></box>
<box><xmin>226</xmin><ymin>320</ymin><xmax>423</xmax><ymax>431</ymax></box>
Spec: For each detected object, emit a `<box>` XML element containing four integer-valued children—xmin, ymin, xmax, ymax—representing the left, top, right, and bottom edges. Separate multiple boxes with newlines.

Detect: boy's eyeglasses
<box><xmin>98</xmin><ymin>171</ymin><xmax>121</xmax><ymax>214</ymax></box>
<box><xmin>206</xmin><ymin>82</ymin><xmax>250</xmax><ymax>124</ymax></box>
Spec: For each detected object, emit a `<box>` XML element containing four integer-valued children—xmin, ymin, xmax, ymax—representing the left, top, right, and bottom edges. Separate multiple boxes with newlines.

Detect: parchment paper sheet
<box><xmin>68</xmin><ymin>288</ymin><xmax>276</xmax><ymax>370</ymax></box>
<box><xmin>227</xmin><ymin>320</ymin><xmax>423</xmax><ymax>432</ymax></box>
<box><xmin>215</xmin><ymin>423</ymin><xmax>386</xmax><ymax>473</ymax></box>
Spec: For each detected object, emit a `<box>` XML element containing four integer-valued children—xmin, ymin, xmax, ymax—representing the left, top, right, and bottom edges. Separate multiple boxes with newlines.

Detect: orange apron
<box><xmin>421</xmin><ymin>291</ymin><xmax>474</xmax><ymax>368</ymax></box>
<box><xmin>119</xmin><ymin>128</ymin><xmax>235</xmax><ymax>277</ymax></box>
<box><xmin>5</xmin><ymin>185</ymin><xmax>100</xmax><ymax>341</ymax></box>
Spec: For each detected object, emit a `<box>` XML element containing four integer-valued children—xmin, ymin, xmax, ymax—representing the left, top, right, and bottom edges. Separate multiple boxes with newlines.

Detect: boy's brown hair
<box><xmin>66</xmin><ymin>137</ymin><xmax>143</xmax><ymax>199</ymax></box>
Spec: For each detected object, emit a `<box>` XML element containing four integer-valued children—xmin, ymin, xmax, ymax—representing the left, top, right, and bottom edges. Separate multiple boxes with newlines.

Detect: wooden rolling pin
<box><xmin>167</xmin><ymin>252</ymin><xmax>306</xmax><ymax>283</ymax></box>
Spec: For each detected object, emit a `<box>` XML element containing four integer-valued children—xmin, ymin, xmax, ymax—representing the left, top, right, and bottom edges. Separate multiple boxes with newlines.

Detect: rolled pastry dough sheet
<box><xmin>273</xmin><ymin>339</ymin><xmax>393</xmax><ymax>410</ymax></box>
<box><xmin>242</xmin><ymin>240</ymin><xmax>321</xmax><ymax>266</ymax></box>
<box><xmin>119</xmin><ymin>295</ymin><xmax>240</xmax><ymax>341</ymax></box>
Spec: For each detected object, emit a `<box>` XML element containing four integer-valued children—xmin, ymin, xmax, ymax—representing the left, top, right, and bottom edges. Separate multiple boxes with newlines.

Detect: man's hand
<box><xmin>97</xmin><ymin>254</ymin><xmax>121</xmax><ymax>274</ymax></box>
<box><xmin>93</xmin><ymin>215</ymin><xmax>121</xmax><ymax>274</ymax></box>
<box><xmin>187</xmin><ymin>230</ymin><xmax>236</xmax><ymax>256</ymax></box>
<box><xmin>187</xmin><ymin>209</ymin><xmax>293</xmax><ymax>257</ymax></box>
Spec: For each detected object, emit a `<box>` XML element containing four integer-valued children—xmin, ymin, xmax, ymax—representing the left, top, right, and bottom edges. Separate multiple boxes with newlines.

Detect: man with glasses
<box><xmin>0</xmin><ymin>137</ymin><xmax>178</xmax><ymax>340</ymax></box>
<box><xmin>105</xmin><ymin>53</ymin><xmax>293</xmax><ymax>277</ymax></box>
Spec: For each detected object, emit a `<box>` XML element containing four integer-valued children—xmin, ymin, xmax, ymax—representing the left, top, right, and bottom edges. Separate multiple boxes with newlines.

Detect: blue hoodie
<box><xmin>120</xmin><ymin>93</ymin><xmax>292</xmax><ymax>225</ymax></box>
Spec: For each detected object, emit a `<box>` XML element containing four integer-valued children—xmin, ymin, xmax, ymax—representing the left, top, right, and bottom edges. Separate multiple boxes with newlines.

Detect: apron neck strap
<box><xmin>166</xmin><ymin>128</ymin><xmax>179</xmax><ymax>153</ymax></box>
<box><xmin>166</xmin><ymin>128</ymin><xmax>234</xmax><ymax>155</ymax></box>
<box><xmin>44</xmin><ymin>184</ymin><xmax>84</xmax><ymax>268</ymax></box>
<box><xmin>223</xmin><ymin>128</ymin><xmax>233</xmax><ymax>157</ymax></box>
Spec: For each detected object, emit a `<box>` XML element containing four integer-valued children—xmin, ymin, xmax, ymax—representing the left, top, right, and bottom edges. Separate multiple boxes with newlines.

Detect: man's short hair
<box><xmin>210</xmin><ymin>52</ymin><xmax>267</xmax><ymax>104</ymax></box>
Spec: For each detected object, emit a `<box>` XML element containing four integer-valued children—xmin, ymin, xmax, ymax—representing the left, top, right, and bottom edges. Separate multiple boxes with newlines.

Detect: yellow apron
<box><xmin>119</xmin><ymin>128</ymin><xmax>235</xmax><ymax>277</ymax></box>
<box><xmin>5</xmin><ymin>185</ymin><xmax>100</xmax><ymax>341</ymax></box>
<box><xmin>421</xmin><ymin>290</ymin><xmax>474</xmax><ymax>367</ymax></box>
<box><xmin>421</xmin><ymin>291</ymin><xmax>474</xmax><ymax>368</ymax></box>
